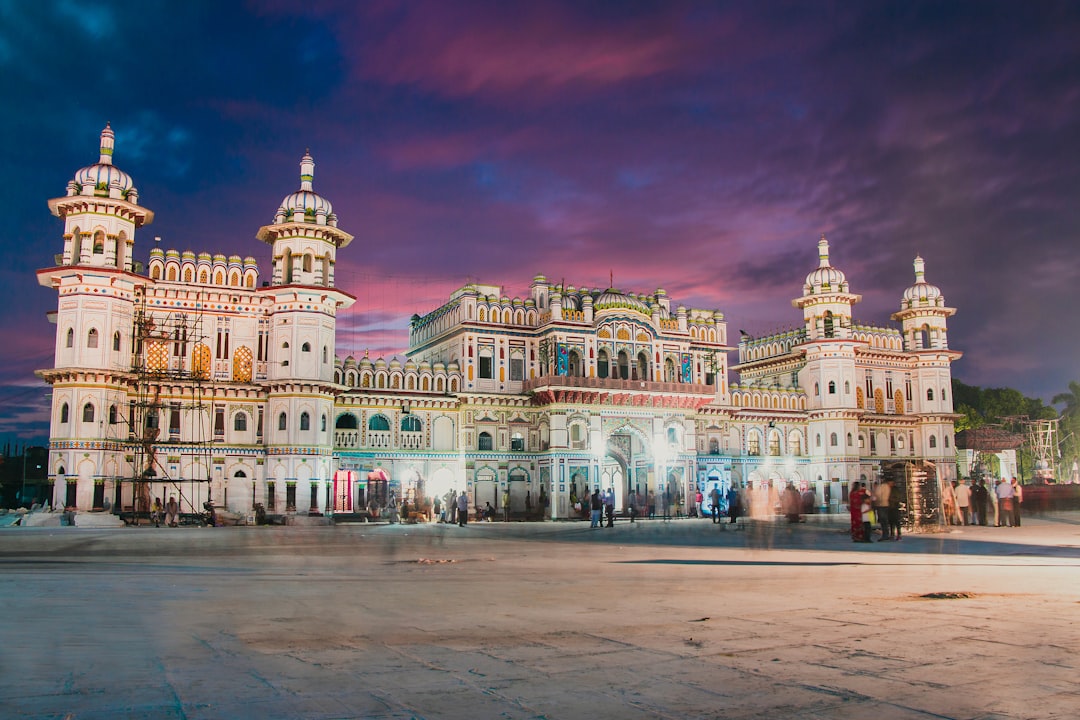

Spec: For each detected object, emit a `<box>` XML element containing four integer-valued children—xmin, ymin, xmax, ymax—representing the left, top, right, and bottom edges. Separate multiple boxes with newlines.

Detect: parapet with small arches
<box><xmin>147</xmin><ymin>247</ymin><xmax>260</xmax><ymax>288</ymax></box>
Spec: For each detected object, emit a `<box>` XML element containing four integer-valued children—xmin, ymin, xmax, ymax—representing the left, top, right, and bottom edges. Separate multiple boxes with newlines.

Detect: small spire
<box><xmin>99</xmin><ymin>122</ymin><xmax>115</xmax><ymax>165</ymax></box>
<box><xmin>300</xmin><ymin>150</ymin><xmax>314</xmax><ymax>192</ymax></box>
<box><xmin>913</xmin><ymin>255</ymin><xmax>925</xmax><ymax>283</ymax></box>
<box><xmin>818</xmin><ymin>234</ymin><xmax>830</xmax><ymax>268</ymax></box>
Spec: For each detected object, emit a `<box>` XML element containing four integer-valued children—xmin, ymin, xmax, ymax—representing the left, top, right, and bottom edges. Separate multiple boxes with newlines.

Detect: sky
<box><xmin>1</xmin><ymin>0</ymin><xmax>1078</xmax><ymax>447</ymax></box>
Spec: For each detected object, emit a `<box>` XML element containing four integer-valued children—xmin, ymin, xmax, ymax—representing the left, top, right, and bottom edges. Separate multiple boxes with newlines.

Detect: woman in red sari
<box><xmin>849</xmin><ymin>482</ymin><xmax>867</xmax><ymax>542</ymax></box>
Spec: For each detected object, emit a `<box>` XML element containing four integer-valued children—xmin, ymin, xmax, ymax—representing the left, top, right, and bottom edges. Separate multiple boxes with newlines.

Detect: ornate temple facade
<box><xmin>36</xmin><ymin>127</ymin><xmax>961</xmax><ymax>520</ymax></box>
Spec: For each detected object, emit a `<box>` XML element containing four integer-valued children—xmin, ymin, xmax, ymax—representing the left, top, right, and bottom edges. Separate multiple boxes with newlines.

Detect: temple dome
<box><xmin>72</xmin><ymin>124</ymin><xmax>134</xmax><ymax>195</ymax></box>
<box><xmin>595</xmin><ymin>288</ymin><xmax>651</xmax><ymax>315</ymax></box>
<box><xmin>803</xmin><ymin>235</ymin><xmax>849</xmax><ymax>295</ymax></box>
<box><xmin>902</xmin><ymin>256</ymin><xmax>943</xmax><ymax>306</ymax></box>
<box><xmin>274</xmin><ymin>151</ymin><xmax>336</xmax><ymax>226</ymax></box>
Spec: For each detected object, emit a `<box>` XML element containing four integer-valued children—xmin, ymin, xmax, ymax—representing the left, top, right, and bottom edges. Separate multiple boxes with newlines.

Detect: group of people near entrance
<box><xmin>942</xmin><ymin>477</ymin><xmax>1023</xmax><ymax>527</ymax></box>
<box><xmin>848</xmin><ymin>480</ymin><xmax>903</xmax><ymax>543</ymax></box>
<box><xmin>435</xmin><ymin>488</ymin><xmax>550</xmax><ymax>526</ymax></box>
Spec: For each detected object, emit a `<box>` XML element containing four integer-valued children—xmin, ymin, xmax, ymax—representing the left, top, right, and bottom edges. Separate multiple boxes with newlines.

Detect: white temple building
<box><xmin>36</xmin><ymin>126</ymin><xmax>962</xmax><ymax>523</ymax></box>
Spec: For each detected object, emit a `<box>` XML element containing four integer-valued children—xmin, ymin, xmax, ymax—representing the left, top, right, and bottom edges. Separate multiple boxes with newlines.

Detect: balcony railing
<box><xmin>523</xmin><ymin>374</ymin><xmax>714</xmax><ymax>396</ymax></box>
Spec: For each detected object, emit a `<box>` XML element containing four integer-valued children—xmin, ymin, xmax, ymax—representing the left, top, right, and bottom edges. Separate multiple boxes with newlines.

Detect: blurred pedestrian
<box><xmin>887</xmin><ymin>479</ymin><xmax>902</xmax><ymax>541</ymax></box>
<box><xmin>709</xmin><ymin>485</ymin><xmax>721</xmax><ymax>524</ymax></box>
<box><xmin>457</xmin><ymin>491</ymin><xmax>468</xmax><ymax>526</ymax></box>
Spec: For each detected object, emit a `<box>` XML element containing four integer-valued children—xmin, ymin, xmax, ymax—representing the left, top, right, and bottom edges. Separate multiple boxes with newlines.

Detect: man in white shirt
<box><xmin>995</xmin><ymin>478</ymin><xmax>1015</xmax><ymax>527</ymax></box>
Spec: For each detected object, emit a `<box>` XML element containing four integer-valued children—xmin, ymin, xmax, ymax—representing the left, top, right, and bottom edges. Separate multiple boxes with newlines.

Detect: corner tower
<box><xmin>38</xmin><ymin>125</ymin><xmax>152</xmax><ymax>510</ymax></box>
<box><xmin>47</xmin><ymin>124</ymin><xmax>153</xmax><ymax>272</ymax></box>
<box><xmin>256</xmin><ymin>153</ymin><xmax>355</xmax><ymax>514</ymax></box>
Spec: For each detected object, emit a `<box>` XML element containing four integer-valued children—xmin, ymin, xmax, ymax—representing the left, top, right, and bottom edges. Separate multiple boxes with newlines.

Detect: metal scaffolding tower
<box><xmin>123</xmin><ymin>285</ymin><xmax>213</xmax><ymax>522</ymax></box>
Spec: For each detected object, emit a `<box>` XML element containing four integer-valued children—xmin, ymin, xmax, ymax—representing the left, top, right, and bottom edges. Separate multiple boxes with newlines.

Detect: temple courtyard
<box><xmin>1</xmin><ymin>513</ymin><xmax>1078</xmax><ymax>719</ymax></box>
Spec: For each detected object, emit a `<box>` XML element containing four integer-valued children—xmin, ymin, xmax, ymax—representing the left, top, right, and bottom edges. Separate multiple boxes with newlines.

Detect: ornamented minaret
<box><xmin>49</xmin><ymin>123</ymin><xmax>152</xmax><ymax>271</ymax></box>
<box><xmin>792</xmin><ymin>235</ymin><xmax>862</xmax><ymax>494</ymax></box>
<box><xmin>38</xmin><ymin>125</ymin><xmax>152</xmax><ymax>510</ymax></box>
<box><xmin>892</xmin><ymin>256</ymin><xmax>962</xmax><ymax>483</ymax></box>
<box><xmin>256</xmin><ymin>152</ymin><xmax>355</xmax><ymax>513</ymax></box>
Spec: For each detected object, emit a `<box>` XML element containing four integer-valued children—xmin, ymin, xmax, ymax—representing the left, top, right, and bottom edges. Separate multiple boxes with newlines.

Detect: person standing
<box><xmin>1011</xmin><ymin>478</ymin><xmax>1023</xmax><ymax>527</ymax></box>
<box><xmin>603</xmin><ymin>489</ymin><xmax>615</xmax><ymax>528</ymax></box>
<box><xmin>456</xmin><ymin>491</ymin><xmax>469</xmax><ymax>527</ymax></box>
<box><xmin>693</xmin><ymin>488</ymin><xmax>703</xmax><ymax>518</ymax></box>
<box><xmin>502</xmin><ymin>489</ymin><xmax>511</xmax><ymax>522</ymax></box>
<box><xmin>709</xmin><ymin>485</ymin><xmax>721</xmax><ymax>524</ymax></box>
<box><xmin>783</xmin><ymin>482</ymin><xmax>802</xmax><ymax>523</ymax></box>
<box><xmin>590</xmin><ymin>489</ymin><xmax>602</xmax><ymax>528</ymax></box>
<box><xmin>872</xmin><ymin>480</ymin><xmax>890</xmax><ymax>540</ymax></box>
<box><xmin>525</xmin><ymin>490</ymin><xmax>533</xmax><ymax>519</ymax></box>
<box><xmin>849</xmin><ymin>482</ymin><xmax>866</xmax><ymax>542</ymax></box>
<box><xmin>995</xmin><ymin>477</ymin><xmax>1015</xmax><ymax>527</ymax></box>
<box><xmin>887</xmin><ymin>479</ymin><xmax>902</xmax><ymax>541</ymax></box>
<box><xmin>954</xmin><ymin>479</ymin><xmax>971</xmax><ymax>525</ymax></box>
<box><xmin>971</xmin><ymin>480</ymin><xmax>988</xmax><ymax>526</ymax></box>
<box><xmin>726</xmin><ymin>485</ymin><xmax>741</xmax><ymax>525</ymax></box>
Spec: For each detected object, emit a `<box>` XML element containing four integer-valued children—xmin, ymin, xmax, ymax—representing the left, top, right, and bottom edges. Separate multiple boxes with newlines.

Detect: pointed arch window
<box><xmin>478</xmin><ymin>431</ymin><xmax>493</xmax><ymax>451</ymax></box>
<box><xmin>927</xmin><ymin>388</ymin><xmax>934</xmax><ymax>401</ymax></box>
<box><xmin>113</xmin><ymin>331</ymin><xmax>121</xmax><ymax>352</ymax></box>
<box><xmin>300</xmin><ymin>412</ymin><xmax>310</xmax><ymax>431</ymax></box>
<box><xmin>66</xmin><ymin>328</ymin><xmax>74</xmax><ymax>348</ymax></box>
<box><xmin>82</xmin><ymin>403</ymin><xmax>95</xmax><ymax>423</ymax></box>
<box><xmin>830</xmin><ymin>432</ymin><xmax>838</xmax><ymax>447</ymax></box>
<box><xmin>184</xmin><ymin>268</ymin><xmax>193</xmax><ymax>283</ymax></box>
<box><xmin>828</xmin><ymin>380</ymin><xmax>836</xmax><ymax>394</ymax></box>
<box><xmin>60</xmin><ymin>403</ymin><xmax>70</xmax><ymax>424</ymax></box>
<box><xmin>87</xmin><ymin>328</ymin><xmax>99</xmax><ymax>349</ymax></box>
<box><xmin>108</xmin><ymin>405</ymin><xmax>118</xmax><ymax>424</ymax></box>
<box><xmin>302</xmin><ymin>342</ymin><xmax>311</xmax><ymax>352</ymax></box>
<box><xmin>929</xmin><ymin>435</ymin><xmax>938</xmax><ymax>449</ymax></box>
<box><xmin>321</xmin><ymin>414</ymin><xmax>326</xmax><ymax>432</ymax></box>
<box><xmin>234</xmin><ymin>412</ymin><xmax>248</xmax><ymax>432</ymax></box>
<box><xmin>278</xmin><ymin>412</ymin><xmax>287</xmax><ymax>431</ymax></box>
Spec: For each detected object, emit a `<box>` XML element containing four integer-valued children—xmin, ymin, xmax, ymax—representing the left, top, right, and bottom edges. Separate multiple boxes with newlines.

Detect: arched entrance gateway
<box><xmin>600</xmin><ymin>425</ymin><xmax>657</xmax><ymax>514</ymax></box>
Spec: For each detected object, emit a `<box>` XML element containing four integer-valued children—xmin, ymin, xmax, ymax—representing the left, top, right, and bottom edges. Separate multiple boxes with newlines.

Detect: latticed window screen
<box><xmin>147</xmin><ymin>341</ymin><xmax>168</xmax><ymax>371</ymax></box>
<box><xmin>192</xmin><ymin>343</ymin><xmax>211</xmax><ymax>379</ymax></box>
<box><xmin>233</xmin><ymin>346</ymin><xmax>253</xmax><ymax>382</ymax></box>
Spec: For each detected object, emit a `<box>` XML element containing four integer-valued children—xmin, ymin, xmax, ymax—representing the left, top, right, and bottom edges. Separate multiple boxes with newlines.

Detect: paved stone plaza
<box><xmin>2</xmin><ymin>514</ymin><xmax>1079</xmax><ymax>719</ymax></box>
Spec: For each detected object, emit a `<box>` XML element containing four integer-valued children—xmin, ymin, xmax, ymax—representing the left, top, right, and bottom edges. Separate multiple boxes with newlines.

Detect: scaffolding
<box><xmin>121</xmin><ymin>285</ymin><xmax>213</xmax><ymax>523</ymax></box>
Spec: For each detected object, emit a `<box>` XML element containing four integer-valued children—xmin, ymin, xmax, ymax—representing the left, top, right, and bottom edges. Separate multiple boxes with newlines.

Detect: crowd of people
<box><xmin>941</xmin><ymin>477</ymin><xmax>1023</xmax><ymax>527</ymax></box>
